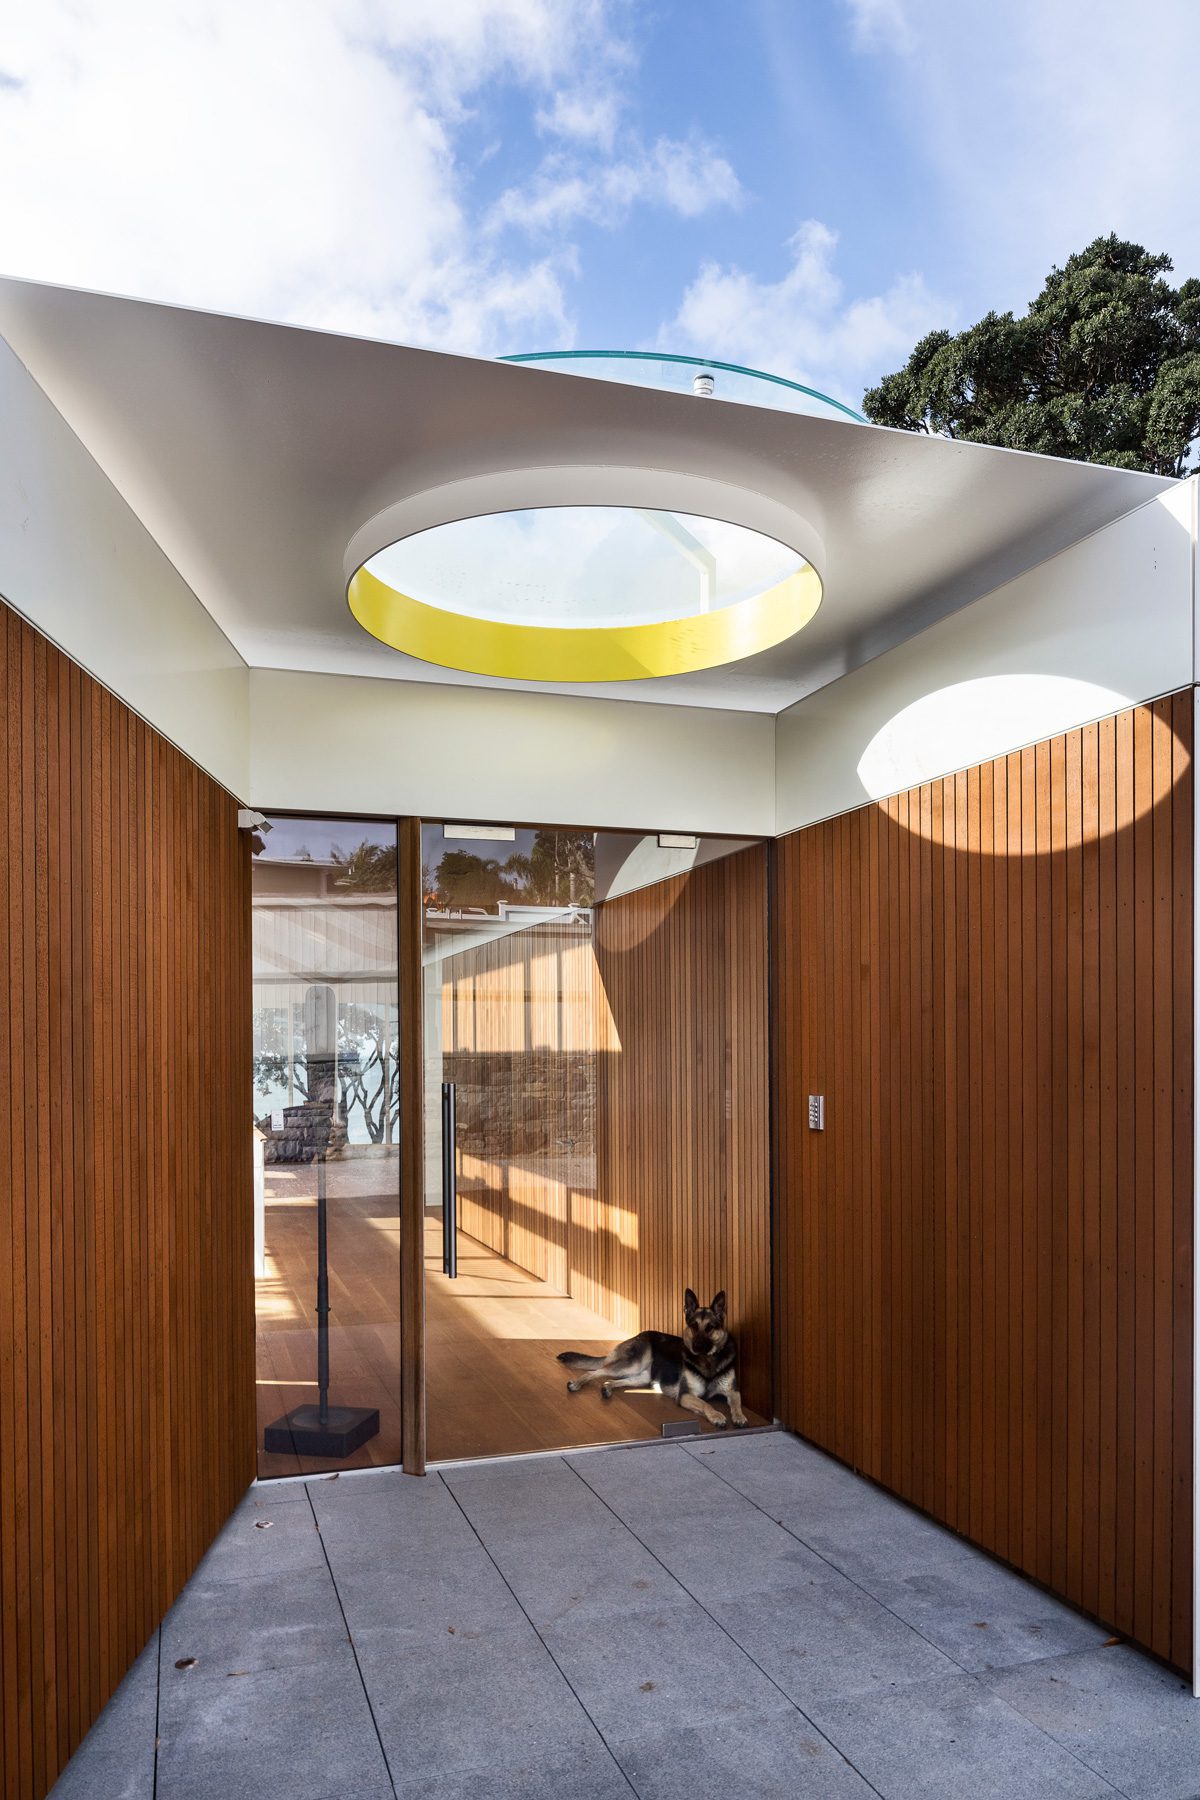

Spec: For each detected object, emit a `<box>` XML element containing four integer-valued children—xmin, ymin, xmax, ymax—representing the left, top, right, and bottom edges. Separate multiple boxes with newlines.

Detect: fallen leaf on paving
<box><xmin>174</xmin><ymin>1658</ymin><xmax>196</xmax><ymax>1671</ymax></box>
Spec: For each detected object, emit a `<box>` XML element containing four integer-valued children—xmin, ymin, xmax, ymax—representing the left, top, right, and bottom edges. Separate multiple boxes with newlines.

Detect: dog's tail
<box><xmin>557</xmin><ymin>1351</ymin><xmax>605</xmax><ymax>1370</ymax></box>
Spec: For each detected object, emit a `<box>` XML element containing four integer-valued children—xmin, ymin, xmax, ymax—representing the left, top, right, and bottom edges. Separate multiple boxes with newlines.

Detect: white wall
<box><xmin>775</xmin><ymin>482</ymin><xmax>1197</xmax><ymax>835</ymax></box>
<box><xmin>0</xmin><ymin>339</ymin><xmax>250</xmax><ymax>796</ymax></box>
<box><xmin>249</xmin><ymin>668</ymin><xmax>775</xmax><ymax>836</ymax></box>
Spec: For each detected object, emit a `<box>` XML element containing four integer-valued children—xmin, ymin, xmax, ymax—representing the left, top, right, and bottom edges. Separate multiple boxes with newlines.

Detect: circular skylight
<box><xmin>501</xmin><ymin>350</ymin><xmax>865</xmax><ymax>423</ymax></box>
<box><xmin>365</xmin><ymin>507</ymin><xmax>804</xmax><ymax>631</ymax></box>
<box><xmin>348</xmin><ymin>504</ymin><xmax>822</xmax><ymax>682</ymax></box>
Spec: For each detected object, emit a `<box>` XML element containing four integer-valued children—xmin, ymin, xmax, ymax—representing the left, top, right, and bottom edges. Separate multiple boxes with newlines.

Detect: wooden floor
<box><xmin>256</xmin><ymin>1163</ymin><xmax>759</xmax><ymax>1477</ymax></box>
<box><xmin>255</xmin><ymin>1157</ymin><xmax>402</xmax><ymax>1480</ymax></box>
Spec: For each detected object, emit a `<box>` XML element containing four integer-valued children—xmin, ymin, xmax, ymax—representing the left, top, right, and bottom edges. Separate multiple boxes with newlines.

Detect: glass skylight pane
<box><xmin>366</xmin><ymin>506</ymin><xmax>804</xmax><ymax>630</ymax></box>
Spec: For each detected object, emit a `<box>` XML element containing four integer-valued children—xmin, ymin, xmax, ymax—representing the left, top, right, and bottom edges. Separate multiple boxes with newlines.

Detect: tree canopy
<box><xmin>863</xmin><ymin>236</ymin><xmax>1200</xmax><ymax>477</ymax></box>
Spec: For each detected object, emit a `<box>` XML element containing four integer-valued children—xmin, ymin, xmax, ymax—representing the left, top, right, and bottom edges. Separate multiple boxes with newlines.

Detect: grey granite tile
<box><xmin>618</xmin><ymin>1707</ymin><xmax>878</xmax><ymax>1800</ymax></box>
<box><xmin>156</xmin><ymin>1652</ymin><xmax>390</xmax><ymax>1800</ymax></box>
<box><xmin>700</xmin><ymin>1568</ymin><xmax>959</xmax><ymax>1704</ymax></box>
<box><xmin>810</xmin><ymin>1668</ymin><xmax>1120</xmax><ymax>1799</ymax></box>
<box><xmin>986</xmin><ymin>1643</ymin><xmax>1200</xmax><ymax>1800</ymax></box>
<box><xmin>309</xmin><ymin>1470</ymin><xmax>478</xmax><ymax>1572</ymax></box>
<box><xmin>360</xmin><ymin>1620</ymin><xmax>607</xmax><ymax>1782</ymax></box>
<box><xmin>867</xmin><ymin>1553</ymin><xmax>1109</xmax><ymax>1673</ymax></box>
<box><xmin>567</xmin><ymin>1443</ymin><xmax>753</xmax><ymax>1521</ymax></box>
<box><xmin>48</xmin><ymin>1633</ymin><xmax>159</xmax><ymax>1800</ymax></box>
<box><xmin>685</xmin><ymin>1432</ymin><xmax>934</xmax><ymax>1542</ymax></box>
<box><xmin>190</xmin><ymin>1494</ymin><xmax>329</xmax><ymax>1586</ymax></box>
<box><xmin>485</xmin><ymin>1529</ymin><xmax>686</xmax><ymax>1628</ymax></box>
<box><xmin>611</xmin><ymin>1502</ymin><xmax>830</xmax><ymax>1599</ymax></box>
<box><xmin>443</xmin><ymin>1453</ymin><xmax>599</xmax><ymax>1533</ymax></box>
<box><xmin>539</xmin><ymin>1597</ymin><xmax>792</xmax><ymax>1741</ymax></box>
<box><xmin>786</xmin><ymin>1485</ymin><xmax>985</xmax><ymax>1589</ymax></box>
<box><xmin>334</xmin><ymin>1544</ymin><xmax>527</xmax><ymax>1646</ymax></box>
<box><xmin>446</xmin><ymin>1456</ymin><xmax>689</xmax><ymax>1625</ymax></box>
<box><xmin>235</xmin><ymin>1479</ymin><xmax>314</xmax><ymax>1512</ymax></box>
<box><xmin>389</xmin><ymin>1742</ymin><xmax>635</xmax><ymax>1799</ymax></box>
<box><xmin>162</xmin><ymin>1565</ymin><xmax>348</xmax><ymax>1678</ymax></box>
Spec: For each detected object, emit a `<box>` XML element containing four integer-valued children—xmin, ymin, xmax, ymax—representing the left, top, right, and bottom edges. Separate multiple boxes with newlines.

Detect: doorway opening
<box><xmin>248</xmin><ymin>811</ymin><xmax>771</xmax><ymax>1478</ymax></box>
<box><xmin>422</xmin><ymin>820</ymin><xmax>771</xmax><ymax>1463</ymax></box>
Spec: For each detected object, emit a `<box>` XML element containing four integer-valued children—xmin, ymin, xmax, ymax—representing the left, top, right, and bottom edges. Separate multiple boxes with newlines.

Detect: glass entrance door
<box><xmin>421</xmin><ymin>820</ymin><xmax>763</xmax><ymax>1463</ymax></box>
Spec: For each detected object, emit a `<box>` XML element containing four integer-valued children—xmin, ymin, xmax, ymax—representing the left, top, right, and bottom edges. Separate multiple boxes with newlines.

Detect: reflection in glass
<box><xmin>421</xmin><ymin>822</ymin><xmax>758</xmax><ymax>1462</ymax></box>
<box><xmin>251</xmin><ymin>819</ymin><xmax>400</xmax><ymax>1478</ymax></box>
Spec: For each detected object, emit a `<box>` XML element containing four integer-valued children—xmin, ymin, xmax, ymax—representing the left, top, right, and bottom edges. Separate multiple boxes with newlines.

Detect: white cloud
<box><xmin>488</xmin><ymin>134</ymin><xmax>742</xmax><ymax>235</ymax></box>
<box><xmin>0</xmin><ymin>0</ymin><xmax>624</xmax><ymax>355</ymax></box>
<box><xmin>535</xmin><ymin>88</ymin><xmax>623</xmax><ymax>151</ymax></box>
<box><xmin>658</xmin><ymin>220</ymin><xmax>948</xmax><ymax>405</ymax></box>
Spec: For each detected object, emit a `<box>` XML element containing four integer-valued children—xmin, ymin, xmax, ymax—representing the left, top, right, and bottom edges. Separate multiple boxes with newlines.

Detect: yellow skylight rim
<box><xmin>346</xmin><ymin>559</ymin><xmax>822</xmax><ymax>682</ymax></box>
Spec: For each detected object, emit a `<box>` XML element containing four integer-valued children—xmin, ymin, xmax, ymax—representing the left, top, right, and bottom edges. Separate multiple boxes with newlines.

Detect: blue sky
<box><xmin>3</xmin><ymin>0</ymin><xmax>1198</xmax><ymax>409</ymax></box>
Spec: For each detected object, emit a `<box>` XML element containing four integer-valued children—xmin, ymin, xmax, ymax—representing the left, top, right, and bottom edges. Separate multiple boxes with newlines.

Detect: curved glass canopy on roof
<box><xmin>500</xmin><ymin>349</ymin><xmax>866</xmax><ymax>423</ymax></box>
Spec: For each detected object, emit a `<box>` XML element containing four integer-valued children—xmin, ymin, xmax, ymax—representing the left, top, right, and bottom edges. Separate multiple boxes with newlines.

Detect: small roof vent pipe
<box><xmin>692</xmin><ymin>370</ymin><xmax>715</xmax><ymax>398</ymax></box>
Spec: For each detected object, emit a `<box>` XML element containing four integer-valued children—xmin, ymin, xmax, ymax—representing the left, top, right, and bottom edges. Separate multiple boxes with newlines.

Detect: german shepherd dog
<box><xmin>558</xmin><ymin>1289</ymin><xmax>748</xmax><ymax>1429</ymax></box>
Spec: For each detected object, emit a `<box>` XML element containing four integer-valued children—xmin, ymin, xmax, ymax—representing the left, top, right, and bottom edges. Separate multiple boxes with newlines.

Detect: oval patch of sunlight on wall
<box><xmin>856</xmin><ymin>674</ymin><xmax>1135</xmax><ymax>802</ymax></box>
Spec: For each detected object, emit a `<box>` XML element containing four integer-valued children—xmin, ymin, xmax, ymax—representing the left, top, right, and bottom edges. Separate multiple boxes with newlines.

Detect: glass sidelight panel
<box><xmin>250</xmin><ymin>817</ymin><xmax>401</xmax><ymax>1477</ymax></box>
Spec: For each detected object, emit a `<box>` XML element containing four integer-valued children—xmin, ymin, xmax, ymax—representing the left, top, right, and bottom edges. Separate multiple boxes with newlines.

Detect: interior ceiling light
<box><xmin>348</xmin><ymin>505</ymin><xmax>823</xmax><ymax>682</ymax></box>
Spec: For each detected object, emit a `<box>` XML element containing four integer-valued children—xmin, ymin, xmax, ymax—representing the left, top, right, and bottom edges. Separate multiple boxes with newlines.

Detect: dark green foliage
<box><xmin>863</xmin><ymin>237</ymin><xmax>1200</xmax><ymax>476</ymax></box>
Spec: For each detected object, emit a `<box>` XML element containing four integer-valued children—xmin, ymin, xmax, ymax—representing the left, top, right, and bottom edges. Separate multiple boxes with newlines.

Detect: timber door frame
<box><xmin>398</xmin><ymin>816</ymin><xmax>427</xmax><ymax>1474</ymax></box>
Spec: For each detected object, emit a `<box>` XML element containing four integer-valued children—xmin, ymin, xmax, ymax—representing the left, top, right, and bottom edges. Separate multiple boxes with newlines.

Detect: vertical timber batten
<box><xmin>1</xmin><ymin>599</ymin><xmax>254</xmax><ymax>1800</ymax></box>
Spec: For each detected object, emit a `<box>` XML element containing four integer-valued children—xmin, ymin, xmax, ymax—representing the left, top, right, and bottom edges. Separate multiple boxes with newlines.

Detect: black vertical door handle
<box><xmin>441</xmin><ymin>1082</ymin><xmax>458</xmax><ymax>1278</ymax></box>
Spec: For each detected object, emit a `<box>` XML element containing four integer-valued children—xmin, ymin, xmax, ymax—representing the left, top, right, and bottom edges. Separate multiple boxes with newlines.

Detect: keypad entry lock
<box><xmin>808</xmin><ymin>1094</ymin><xmax>825</xmax><ymax>1131</ymax></box>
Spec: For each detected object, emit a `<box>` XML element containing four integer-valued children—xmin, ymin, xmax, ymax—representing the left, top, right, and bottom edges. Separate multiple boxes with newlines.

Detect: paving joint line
<box><xmin>151</xmin><ymin>1625</ymin><xmax>162</xmax><ymax>1800</ymax></box>
<box><xmin>682</xmin><ymin>1439</ymin><xmax>1134</xmax><ymax>1800</ymax></box>
<box><xmin>304</xmin><ymin>1483</ymin><xmax>399</xmax><ymax>1799</ymax></box>
<box><xmin>564</xmin><ymin>1454</ymin><xmax>889</xmax><ymax>1800</ymax></box>
<box><xmin>437</xmin><ymin>1464</ymin><xmax>642</xmax><ymax>1799</ymax></box>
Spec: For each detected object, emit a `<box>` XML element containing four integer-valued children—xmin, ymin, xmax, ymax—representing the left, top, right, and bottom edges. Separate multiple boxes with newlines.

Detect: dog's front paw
<box><xmin>712</xmin><ymin>1416</ymin><xmax>728</xmax><ymax>1430</ymax></box>
<box><xmin>566</xmin><ymin>1380</ymin><xmax>581</xmax><ymax>1393</ymax></box>
<box><xmin>732</xmin><ymin>1416</ymin><xmax>749</xmax><ymax>1428</ymax></box>
<box><xmin>601</xmin><ymin>1384</ymin><xmax>614</xmax><ymax>1401</ymax></box>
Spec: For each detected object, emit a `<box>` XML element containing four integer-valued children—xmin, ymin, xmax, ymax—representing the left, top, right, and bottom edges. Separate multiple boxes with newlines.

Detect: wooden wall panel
<box><xmin>0</xmin><ymin>602</ymin><xmax>255</xmax><ymax>1800</ymax></box>
<box><xmin>772</xmin><ymin>693</ymin><xmax>1193</xmax><ymax>1670</ymax></box>
<box><xmin>595</xmin><ymin>846</ymin><xmax>772</xmax><ymax>1418</ymax></box>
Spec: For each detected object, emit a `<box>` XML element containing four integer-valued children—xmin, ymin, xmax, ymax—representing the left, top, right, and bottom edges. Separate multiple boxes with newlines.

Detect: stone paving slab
<box><xmin>985</xmin><ymin>1643</ymin><xmax>1200</xmax><ymax>1800</ymax></box>
<box><xmin>49</xmin><ymin>1436</ymin><xmax>1200</xmax><ymax>1800</ymax></box>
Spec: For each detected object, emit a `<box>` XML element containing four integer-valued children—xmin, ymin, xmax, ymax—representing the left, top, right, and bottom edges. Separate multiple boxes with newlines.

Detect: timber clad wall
<box><xmin>596</xmin><ymin>846</ymin><xmax>772</xmax><ymax>1418</ymax></box>
<box><xmin>772</xmin><ymin>692</ymin><xmax>1194</xmax><ymax>1670</ymax></box>
<box><xmin>1</xmin><ymin>602</ymin><xmax>255</xmax><ymax>1800</ymax></box>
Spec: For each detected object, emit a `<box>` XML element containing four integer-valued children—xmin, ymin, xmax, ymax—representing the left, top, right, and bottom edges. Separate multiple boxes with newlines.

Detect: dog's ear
<box><xmin>683</xmin><ymin>1288</ymin><xmax>699</xmax><ymax>1319</ymax></box>
<box><xmin>711</xmin><ymin>1290</ymin><xmax>727</xmax><ymax>1322</ymax></box>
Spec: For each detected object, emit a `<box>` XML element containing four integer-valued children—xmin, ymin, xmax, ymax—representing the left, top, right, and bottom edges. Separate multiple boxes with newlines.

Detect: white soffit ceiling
<box><xmin>0</xmin><ymin>277</ymin><xmax>1176</xmax><ymax>715</ymax></box>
